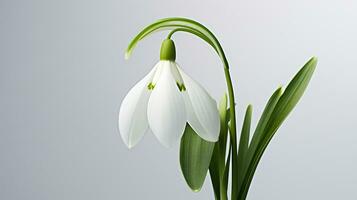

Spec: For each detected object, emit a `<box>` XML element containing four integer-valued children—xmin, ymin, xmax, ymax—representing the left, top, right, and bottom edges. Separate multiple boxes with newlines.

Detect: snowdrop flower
<box><xmin>119</xmin><ymin>39</ymin><xmax>220</xmax><ymax>148</ymax></box>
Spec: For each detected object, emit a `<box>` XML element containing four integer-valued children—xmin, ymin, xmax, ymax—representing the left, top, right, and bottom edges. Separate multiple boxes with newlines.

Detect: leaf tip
<box><xmin>247</xmin><ymin>104</ymin><xmax>253</xmax><ymax>111</ymax></box>
<box><xmin>220</xmin><ymin>93</ymin><xmax>228</xmax><ymax>104</ymax></box>
<box><xmin>308</xmin><ymin>56</ymin><xmax>318</xmax><ymax>70</ymax></box>
<box><xmin>219</xmin><ymin>93</ymin><xmax>228</xmax><ymax>116</ymax></box>
<box><xmin>311</xmin><ymin>56</ymin><xmax>318</xmax><ymax>63</ymax></box>
<box><xmin>277</xmin><ymin>85</ymin><xmax>284</xmax><ymax>93</ymax></box>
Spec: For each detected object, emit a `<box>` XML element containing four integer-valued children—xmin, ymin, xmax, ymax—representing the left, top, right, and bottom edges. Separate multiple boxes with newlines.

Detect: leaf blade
<box><xmin>209</xmin><ymin>94</ymin><xmax>229</xmax><ymax>199</ymax></box>
<box><xmin>237</xmin><ymin>105</ymin><xmax>253</xmax><ymax>181</ymax></box>
<box><xmin>238</xmin><ymin>57</ymin><xmax>317</xmax><ymax>200</ymax></box>
<box><xmin>180</xmin><ymin>124</ymin><xmax>215</xmax><ymax>192</ymax></box>
<box><xmin>220</xmin><ymin>144</ymin><xmax>232</xmax><ymax>200</ymax></box>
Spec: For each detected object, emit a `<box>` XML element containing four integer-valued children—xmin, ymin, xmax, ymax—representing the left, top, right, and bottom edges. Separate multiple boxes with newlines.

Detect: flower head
<box><xmin>119</xmin><ymin>39</ymin><xmax>220</xmax><ymax>148</ymax></box>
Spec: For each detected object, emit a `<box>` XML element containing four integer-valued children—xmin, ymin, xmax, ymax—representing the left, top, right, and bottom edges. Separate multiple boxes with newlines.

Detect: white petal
<box><xmin>178</xmin><ymin>66</ymin><xmax>220</xmax><ymax>142</ymax></box>
<box><xmin>169</xmin><ymin>61</ymin><xmax>184</xmax><ymax>84</ymax></box>
<box><xmin>118</xmin><ymin>64</ymin><xmax>159</xmax><ymax>148</ymax></box>
<box><xmin>147</xmin><ymin>61</ymin><xmax>187</xmax><ymax>147</ymax></box>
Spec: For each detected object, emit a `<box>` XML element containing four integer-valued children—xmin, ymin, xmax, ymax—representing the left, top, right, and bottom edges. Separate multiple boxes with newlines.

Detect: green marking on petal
<box><xmin>181</xmin><ymin>84</ymin><xmax>186</xmax><ymax>91</ymax></box>
<box><xmin>147</xmin><ymin>82</ymin><xmax>155</xmax><ymax>90</ymax></box>
<box><xmin>148</xmin><ymin>82</ymin><xmax>185</xmax><ymax>91</ymax></box>
<box><xmin>177</xmin><ymin>82</ymin><xmax>186</xmax><ymax>92</ymax></box>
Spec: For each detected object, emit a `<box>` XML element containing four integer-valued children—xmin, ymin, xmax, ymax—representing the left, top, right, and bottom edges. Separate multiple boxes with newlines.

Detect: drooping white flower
<box><xmin>119</xmin><ymin>39</ymin><xmax>220</xmax><ymax>148</ymax></box>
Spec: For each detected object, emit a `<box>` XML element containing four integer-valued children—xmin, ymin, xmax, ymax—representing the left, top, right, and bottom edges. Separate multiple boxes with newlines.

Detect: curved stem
<box><xmin>166</xmin><ymin>26</ymin><xmax>215</xmax><ymax>48</ymax></box>
<box><xmin>168</xmin><ymin>28</ymin><xmax>238</xmax><ymax>200</ymax></box>
<box><xmin>224</xmin><ymin>66</ymin><xmax>238</xmax><ymax>200</ymax></box>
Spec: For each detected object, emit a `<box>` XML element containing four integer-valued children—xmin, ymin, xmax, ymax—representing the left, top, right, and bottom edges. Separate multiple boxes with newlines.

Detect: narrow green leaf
<box><xmin>209</xmin><ymin>149</ymin><xmax>221</xmax><ymax>200</ymax></box>
<box><xmin>237</xmin><ymin>105</ymin><xmax>253</xmax><ymax>179</ymax></box>
<box><xmin>180</xmin><ymin>124</ymin><xmax>215</xmax><ymax>192</ymax></box>
<box><xmin>209</xmin><ymin>94</ymin><xmax>229</xmax><ymax>199</ymax></box>
<box><xmin>238</xmin><ymin>57</ymin><xmax>317</xmax><ymax>200</ymax></box>
<box><xmin>220</xmin><ymin>144</ymin><xmax>232</xmax><ymax>200</ymax></box>
<box><xmin>218</xmin><ymin>94</ymin><xmax>229</xmax><ymax>159</ymax></box>
<box><xmin>267</xmin><ymin>57</ymin><xmax>317</xmax><ymax>134</ymax></box>
<box><xmin>243</xmin><ymin>87</ymin><xmax>283</xmax><ymax>169</ymax></box>
<box><xmin>237</xmin><ymin>87</ymin><xmax>283</xmax><ymax>193</ymax></box>
<box><xmin>248</xmin><ymin>87</ymin><xmax>283</xmax><ymax>154</ymax></box>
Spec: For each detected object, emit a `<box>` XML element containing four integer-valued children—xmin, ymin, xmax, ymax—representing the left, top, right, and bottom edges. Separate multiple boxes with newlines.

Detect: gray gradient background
<box><xmin>0</xmin><ymin>0</ymin><xmax>356</xmax><ymax>199</ymax></box>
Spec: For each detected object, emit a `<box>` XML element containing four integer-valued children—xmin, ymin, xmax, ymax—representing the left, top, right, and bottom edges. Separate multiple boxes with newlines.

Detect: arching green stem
<box><xmin>167</xmin><ymin>28</ymin><xmax>203</xmax><ymax>40</ymax></box>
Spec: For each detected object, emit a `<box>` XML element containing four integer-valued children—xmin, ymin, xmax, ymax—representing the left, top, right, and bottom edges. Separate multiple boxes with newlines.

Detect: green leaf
<box><xmin>180</xmin><ymin>124</ymin><xmax>215</xmax><ymax>192</ymax></box>
<box><xmin>218</xmin><ymin>94</ymin><xmax>229</xmax><ymax>159</ymax></box>
<box><xmin>248</xmin><ymin>87</ymin><xmax>283</xmax><ymax>154</ymax></box>
<box><xmin>237</xmin><ymin>105</ymin><xmax>253</xmax><ymax>179</ymax></box>
<box><xmin>266</xmin><ymin>57</ymin><xmax>317</xmax><ymax>134</ymax></box>
<box><xmin>237</xmin><ymin>87</ymin><xmax>283</xmax><ymax>193</ymax></box>
<box><xmin>209</xmin><ymin>148</ymin><xmax>221</xmax><ymax>200</ymax></box>
<box><xmin>243</xmin><ymin>88</ymin><xmax>283</xmax><ymax>172</ymax></box>
<box><xmin>209</xmin><ymin>94</ymin><xmax>229</xmax><ymax>199</ymax></box>
<box><xmin>220</xmin><ymin>144</ymin><xmax>232</xmax><ymax>200</ymax></box>
<box><xmin>238</xmin><ymin>57</ymin><xmax>317</xmax><ymax>200</ymax></box>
